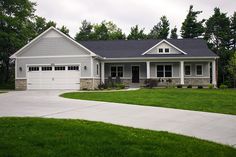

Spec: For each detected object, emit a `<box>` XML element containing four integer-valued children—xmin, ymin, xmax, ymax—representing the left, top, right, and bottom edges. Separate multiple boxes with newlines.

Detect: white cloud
<box><xmin>32</xmin><ymin>0</ymin><xmax>236</xmax><ymax>38</ymax></box>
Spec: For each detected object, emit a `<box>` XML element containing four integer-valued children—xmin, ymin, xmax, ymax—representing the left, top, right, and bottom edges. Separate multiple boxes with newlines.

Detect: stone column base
<box><xmin>80</xmin><ymin>78</ymin><xmax>100</xmax><ymax>90</ymax></box>
<box><xmin>15</xmin><ymin>79</ymin><xmax>27</xmax><ymax>90</ymax></box>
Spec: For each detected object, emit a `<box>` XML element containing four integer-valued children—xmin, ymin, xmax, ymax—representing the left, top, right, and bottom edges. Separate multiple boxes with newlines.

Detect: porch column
<box><xmin>146</xmin><ymin>61</ymin><xmax>150</xmax><ymax>79</ymax></box>
<box><xmin>212</xmin><ymin>60</ymin><xmax>217</xmax><ymax>86</ymax></box>
<box><xmin>180</xmin><ymin>61</ymin><xmax>184</xmax><ymax>85</ymax></box>
<box><xmin>101</xmin><ymin>62</ymin><xmax>105</xmax><ymax>83</ymax></box>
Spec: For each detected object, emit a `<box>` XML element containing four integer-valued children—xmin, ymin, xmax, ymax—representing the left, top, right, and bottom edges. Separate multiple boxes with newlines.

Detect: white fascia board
<box><xmin>104</xmin><ymin>56</ymin><xmax>219</xmax><ymax>60</ymax></box>
<box><xmin>141</xmin><ymin>39</ymin><xmax>187</xmax><ymax>55</ymax></box>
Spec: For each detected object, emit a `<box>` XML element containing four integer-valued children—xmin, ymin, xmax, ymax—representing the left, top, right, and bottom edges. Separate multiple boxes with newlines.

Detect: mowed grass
<box><xmin>61</xmin><ymin>89</ymin><xmax>236</xmax><ymax>115</ymax></box>
<box><xmin>0</xmin><ymin>117</ymin><xmax>235</xmax><ymax>157</ymax></box>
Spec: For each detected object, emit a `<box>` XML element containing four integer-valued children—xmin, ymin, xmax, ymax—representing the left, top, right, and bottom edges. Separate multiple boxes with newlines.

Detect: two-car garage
<box><xmin>27</xmin><ymin>64</ymin><xmax>80</xmax><ymax>90</ymax></box>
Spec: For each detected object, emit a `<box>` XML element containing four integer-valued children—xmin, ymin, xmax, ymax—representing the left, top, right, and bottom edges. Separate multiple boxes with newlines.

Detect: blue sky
<box><xmin>32</xmin><ymin>0</ymin><xmax>236</xmax><ymax>37</ymax></box>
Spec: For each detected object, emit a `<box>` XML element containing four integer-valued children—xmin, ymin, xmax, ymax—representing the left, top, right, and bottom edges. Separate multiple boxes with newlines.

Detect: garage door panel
<box><xmin>27</xmin><ymin>65</ymin><xmax>80</xmax><ymax>90</ymax></box>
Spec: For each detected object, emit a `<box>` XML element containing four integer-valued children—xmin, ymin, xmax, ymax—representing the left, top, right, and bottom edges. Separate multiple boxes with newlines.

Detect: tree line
<box><xmin>0</xmin><ymin>0</ymin><xmax>236</xmax><ymax>87</ymax></box>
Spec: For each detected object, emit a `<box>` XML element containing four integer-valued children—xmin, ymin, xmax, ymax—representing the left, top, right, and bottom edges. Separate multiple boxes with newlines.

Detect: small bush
<box><xmin>177</xmin><ymin>85</ymin><xmax>182</xmax><ymax>88</ymax></box>
<box><xmin>114</xmin><ymin>83</ymin><xmax>125</xmax><ymax>89</ymax></box>
<box><xmin>208</xmin><ymin>84</ymin><xmax>214</xmax><ymax>89</ymax></box>
<box><xmin>219</xmin><ymin>84</ymin><xmax>228</xmax><ymax>89</ymax></box>
<box><xmin>98</xmin><ymin>83</ymin><xmax>107</xmax><ymax>90</ymax></box>
<box><xmin>187</xmin><ymin>85</ymin><xmax>192</xmax><ymax>88</ymax></box>
<box><xmin>198</xmin><ymin>85</ymin><xmax>203</xmax><ymax>89</ymax></box>
<box><xmin>144</xmin><ymin>79</ymin><xmax>158</xmax><ymax>88</ymax></box>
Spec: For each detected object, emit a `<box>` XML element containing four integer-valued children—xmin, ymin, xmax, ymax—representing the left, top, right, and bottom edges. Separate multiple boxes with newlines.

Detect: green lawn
<box><xmin>61</xmin><ymin>89</ymin><xmax>236</xmax><ymax>115</ymax></box>
<box><xmin>0</xmin><ymin>118</ymin><xmax>235</xmax><ymax>157</ymax></box>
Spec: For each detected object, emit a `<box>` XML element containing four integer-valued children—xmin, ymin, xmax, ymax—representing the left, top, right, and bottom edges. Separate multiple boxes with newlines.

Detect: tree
<box><xmin>149</xmin><ymin>16</ymin><xmax>170</xmax><ymax>39</ymax></box>
<box><xmin>46</xmin><ymin>20</ymin><xmax>57</xmax><ymax>28</ymax></box>
<box><xmin>93</xmin><ymin>22</ymin><xmax>109</xmax><ymax>40</ymax></box>
<box><xmin>0</xmin><ymin>0</ymin><xmax>36</xmax><ymax>83</ymax></box>
<box><xmin>127</xmin><ymin>25</ymin><xmax>146</xmax><ymax>40</ymax></box>
<box><xmin>75</xmin><ymin>20</ymin><xmax>93</xmax><ymax>41</ymax></box>
<box><xmin>181</xmin><ymin>5</ymin><xmax>205</xmax><ymax>38</ymax></box>
<box><xmin>105</xmin><ymin>21</ymin><xmax>126</xmax><ymax>40</ymax></box>
<box><xmin>228</xmin><ymin>52</ymin><xmax>236</xmax><ymax>87</ymax></box>
<box><xmin>59</xmin><ymin>25</ymin><xmax>70</xmax><ymax>36</ymax></box>
<box><xmin>170</xmin><ymin>26</ymin><xmax>178</xmax><ymax>39</ymax></box>
<box><xmin>230</xmin><ymin>12</ymin><xmax>236</xmax><ymax>52</ymax></box>
<box><xmin>205</xmin><ymin>8</ymin><xmax>231</xmax><ymax>86</ymax></box>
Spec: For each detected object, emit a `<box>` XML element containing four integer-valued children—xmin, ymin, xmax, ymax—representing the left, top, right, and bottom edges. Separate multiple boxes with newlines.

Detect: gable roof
<box><xmin>79</xmin><ymin>39</ymin><xmax>218</xmax><ymax>58</ymax></box>
<box><xmin>142</xmin><ymin>39</ymin><xmax>187</xmax><ymax>55</ymax></box>
<box><xmin>10</xmin><ymin>27</ymin><xmax>98</xmax><ymax>58</ymax></box>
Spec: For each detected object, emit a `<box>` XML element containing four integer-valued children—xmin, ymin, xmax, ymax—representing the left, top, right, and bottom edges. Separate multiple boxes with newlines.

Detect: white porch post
<box><xmin>212</xmin><ymin>60</ymin><xmax>217</xmax><ymax>86</ymax></box>
<box><xmin>180</xmin><ymin>61</ymin><xmax>184</xmax><ymax>85</ymax></box>
<box><xmin>146</xmin><ymin>61</ymin><xmax>150</xmax><ymax>79</ymax></box>
<box><xmin>101</xmin><ymin>62</ymin><xmax>105</xmax><ymax>83</ymax></box>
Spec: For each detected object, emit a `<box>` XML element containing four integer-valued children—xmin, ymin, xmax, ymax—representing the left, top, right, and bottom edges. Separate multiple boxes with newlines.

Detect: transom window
<box><xmin>110</xmin><ymin>66</ymin><xmax>123</xmax><ymax>77</ymax></box>
<box><xmin>157</xmin><ymin>65</ymin><xmax>172</xmax><ymax>77</ymax></box>
<box><xmin>165</xmin><ymin>48</ymin><xmax>170</xmax><ymax>53</ymax></box>
<box><xmin>96</xmin><ymin>64</ymin><xmax>99</xmax><ymax>75</ymax></box>
<box><xmin>42</xmin><ymin>66</ymin><xmax>52</xmax><ymax>71</ymax></box>
<box><xmin>55</xmin><ymin>66</ymin><xmax>65</xmax><ymax>71</ymax></box>
<box><xmin>29</xmin><ymin>66</ymin><xmax>39</xmax><ymax>71</ymax></box>
<box><xmin>158</xmin><ymin>48</ymin><xmax>163</xmax><ymax>53</ymax></box>
<box><xmin>68</xmin><ymin>66</ymin><xmax>79</xmax><ymax>71</ymax></box>
<box><xmin>196</xmin><ymin>65</ymin><xmax>203</xmax><ymax>76</ymax></box>
<box><xmin>185</xmin><ymin>65</ymin><xmax>191</xmax><ymax>76</ymax></box>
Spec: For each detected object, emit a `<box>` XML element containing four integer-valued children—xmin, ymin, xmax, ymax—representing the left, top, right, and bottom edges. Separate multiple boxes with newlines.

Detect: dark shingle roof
<box><xmin>79</xmin><ymin>39</ymin><xmax>217</xmax><ymax>58</ymax></box>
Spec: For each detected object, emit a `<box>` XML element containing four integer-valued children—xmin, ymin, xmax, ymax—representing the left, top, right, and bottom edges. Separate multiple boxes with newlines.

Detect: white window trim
<box><xmin>155</xmin><ymin>63</ymin><xmax>173</xmax><ymax>78</ymax></box>
<box><xmin>110</xmin><ymin>65</ymin><xmax>124</xmax><ymax>78</ymax></box>
<box><xmin>184</xmin><ymin>64</ymin><xmax>192</xmax><ymax>76</ymax></box>
<box><xmin>164</xmin><ymin>48</ymin><xmax>170</xmax><ymax>53</ymax></box>
<box><xmin>195</xmin><ymin>64</ymin><xmax>203</xmax><ymax>76</ymax></box>
<box><xmin>158</xmin><ymin>48</ymin><xmax>163</xmax><ymax>53</ymax></box>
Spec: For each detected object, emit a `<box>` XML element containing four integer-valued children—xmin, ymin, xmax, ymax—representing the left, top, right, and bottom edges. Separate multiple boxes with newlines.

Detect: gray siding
<box><xmin>105</xmin><ymin>62</ymin><xmax>147</xmax><ymax>79</ymax></box>
<box><xmin>184</xmin><ymin>62</ymin><xmax>209</xmax><ymax>77</ymax></box>
<box><xmin>18</xmin><ymin>30</ymin><xmax>89</xmax><ymax>57</ymax></box>
<box><xmin>150</xmin><ymin>62</ymin><xmax>180</xmax><ymax>77</ymax></box>
<box><xmin>93</xmin><ymin>58</ymin><xmax>101</xmax><ymax>77</ymax></box>
<box><xmin>17</xmin><ymin>57</ymin><xmax>92</xmax><ymax>78</ymax></box>
<box><xmin>104</xmin><ymin>61</ymin><xmax>210</xmax><ymax>79</ymax></box>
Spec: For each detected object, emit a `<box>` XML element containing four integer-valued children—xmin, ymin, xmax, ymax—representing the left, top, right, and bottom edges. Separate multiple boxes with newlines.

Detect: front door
<box><xmin>132</xmin><ymin>66</ymin><xmax>139</xmax><ymax>83</ymax></box>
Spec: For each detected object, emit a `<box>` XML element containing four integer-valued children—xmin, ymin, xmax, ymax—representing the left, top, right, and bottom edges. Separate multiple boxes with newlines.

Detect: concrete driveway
<box><xmin>0</xmin><ymin>90</ymin><xmax>236</xmax><ymax>147</ymax></box>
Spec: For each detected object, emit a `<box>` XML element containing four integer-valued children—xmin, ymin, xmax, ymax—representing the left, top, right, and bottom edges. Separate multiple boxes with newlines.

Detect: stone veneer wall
<box><xmin>15</xmin><ymin>79</ymin><xmax>27</xmax><ymax>90</ymax></box>
<box><xmin>184</xmin><ymin>78</ymin><xmax>210</xmax><ymax>86</ymax></box>
<box><xmin>80</xmin><ymin>78</ymin><xmax>100</xmax><ymax>90</ymax></box>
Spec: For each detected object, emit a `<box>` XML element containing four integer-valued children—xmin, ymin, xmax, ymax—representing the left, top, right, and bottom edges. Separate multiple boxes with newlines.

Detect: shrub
<box><xmin>98</xmin><ymin>83</ymin><xmax>107</xmax><ymax>90</ymax></box>
<box><xmin>219</xmin><ymin>84</ymin><xmax>228</xmax><ymax>89</ymax></box>
<box><xmin>177</xmin><ymin>85</ymin><xmax>182</xmax><ymax>88</ymax></box>
<box><xmin>144</xmin><ymin>79</ymin><xmax>158</xmax><ymax>88</ymax></box>
<box><xmin>208</xmin><ymin>84</ymin><xmax>214</xmax><ymax>89</ymax></box>
<box><xmin>198</xmin><ymin>85</ymin><xmax>203</xmax><ymax>89</ymax></box>
<box><xmin>187</xmin><ymin>85</ymin><xmax>192</xmax><ymax>88</ymax></box>
<box><xmin>114</xmin><ymin>83</ymin><xmax>125</xmax><ymax>89</ymax></box>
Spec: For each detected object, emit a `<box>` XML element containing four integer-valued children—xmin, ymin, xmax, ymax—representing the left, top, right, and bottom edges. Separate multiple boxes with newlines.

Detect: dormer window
<box><xmin>158</xmin><ymin>48</ymin><xmax>163</xmax><ymax>53</ymax></box>
<box><xmin>165</xmin><ymin>48</ymin><xmax>169</xmax><ymax>53</ymax></box>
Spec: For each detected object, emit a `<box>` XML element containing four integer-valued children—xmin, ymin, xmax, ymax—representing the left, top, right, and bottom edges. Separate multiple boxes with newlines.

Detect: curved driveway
<box><xmin>0</xmin><ymin>90</ymin><xmax>236</xmax><ymax>147</ymax></box>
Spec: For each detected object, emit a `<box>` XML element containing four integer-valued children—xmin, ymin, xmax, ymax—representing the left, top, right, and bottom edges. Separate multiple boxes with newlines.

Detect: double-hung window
<box><xmin>110</xmin><ymin>66</ymin><xmax>123</xmax><ymax>77</ymax></box>
<box><xmin>157</xmin><ymin>65</ymin><xmax>172</xmax><ymax>77</ymax></box>
<box><xmin>184</xmin><ymin>65</ymin><xmax>191</xmax><ymax>76</ymax></box>
<box><xmin>196</xmin><ymin>65</ymin><xmax>203</xmax><ymax>76</ymax></box>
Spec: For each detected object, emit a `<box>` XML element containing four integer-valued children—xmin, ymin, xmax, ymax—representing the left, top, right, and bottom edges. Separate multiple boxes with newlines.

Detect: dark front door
<box><xmin>132</xmin><ymin>66</ymin><xmax>139</xmax><ymax>83</ymax></box>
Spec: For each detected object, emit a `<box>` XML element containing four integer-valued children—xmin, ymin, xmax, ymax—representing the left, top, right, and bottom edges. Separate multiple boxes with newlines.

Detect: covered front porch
<box><xmin>100</xmin><ymin>59</ymin><xmax>217</xmax><ymax>87</ymax></box>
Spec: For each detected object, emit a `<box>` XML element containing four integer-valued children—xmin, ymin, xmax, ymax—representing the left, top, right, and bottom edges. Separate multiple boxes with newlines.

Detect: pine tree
<box><xmin>149</xmin><ymin>16</ymin><xmax>170</xmax><ymax>39</ymax></box>
<box><xmin>170</xmin><ymin>27</ymin><xmax>178</xmax><ymax>39</ymax></box>
<box><xmin>127</xmin><ymin>25</ymin><xmax>146</xmax><ymax>40</ymax></box>
<box><xmin>181</xmin><ymin>5</ymin><xmax>205</xmax><ymax>38</ymax></box>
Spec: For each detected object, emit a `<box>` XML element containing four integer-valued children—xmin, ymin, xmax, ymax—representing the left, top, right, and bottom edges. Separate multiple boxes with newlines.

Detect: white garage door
<box><xmin>27</xmin><ymin>65</ymin><xmax>80</xmax><ymax>90</ymax></box>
